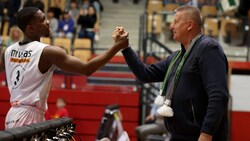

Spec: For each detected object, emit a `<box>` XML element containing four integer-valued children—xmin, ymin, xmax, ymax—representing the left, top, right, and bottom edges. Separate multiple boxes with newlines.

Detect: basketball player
<box><xmin>0</xmin><ymin>7</ymin><xmax>128</xmax><ymax>129</ymax></box>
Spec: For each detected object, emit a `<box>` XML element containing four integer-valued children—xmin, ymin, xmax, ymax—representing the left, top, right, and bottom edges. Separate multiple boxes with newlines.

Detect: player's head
<box><xmin>17</xmin><ymin>7</ymin><xmax>50</xmax><ymax>38</ymax></box>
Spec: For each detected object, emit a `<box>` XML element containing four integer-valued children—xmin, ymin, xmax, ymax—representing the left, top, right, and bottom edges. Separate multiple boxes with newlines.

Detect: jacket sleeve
<box><xmin>199</xmin><ymin>39</ymin><xmax>229</xmax><ymax>135</ymax></box>
<box><xmin>122</xmin><ymin>47</ymin><xmax>170</xmax><ymax>83</ymax></box>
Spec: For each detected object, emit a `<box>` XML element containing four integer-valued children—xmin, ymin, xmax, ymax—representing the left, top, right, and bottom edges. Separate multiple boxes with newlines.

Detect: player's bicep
<box><xmin>43</xmin><ymin>46</ymin><xmax>86</xmax><ymax>74</ymax></box>
<box><xmin>58</xmin><ymin>55</ymin><xmax>86</xmax><ymax>73</ymax></box>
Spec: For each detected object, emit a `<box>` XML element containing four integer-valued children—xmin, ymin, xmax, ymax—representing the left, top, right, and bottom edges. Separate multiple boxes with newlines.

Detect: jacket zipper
<box><xmin>190</xmin><ymin>99</ymin><xmax>197</xmax><ymax>124</ymax></box>
<box><xmin>165</xmin><ymin>118</ymin><xmax>174</xmax><ymax>133</ymax></box>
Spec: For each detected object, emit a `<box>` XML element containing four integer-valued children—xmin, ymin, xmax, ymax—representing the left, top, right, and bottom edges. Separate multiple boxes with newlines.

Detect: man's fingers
<box><xmin>120</xmin><ymin>32</ymin><xmax>129</xmax><ymax>39</ymax></box>
<box><xmin>115</xmin><ymin>26</ymin><xmax>124</xmax><ymax>30</ymax></box>
<box><xmin>113</xmin><ymin>27</ymin><xmax>128</xmax><ymax>43</ymax></box>
<box><xmin>115</xmin><ymin>27</ymin><xmax>125</xmax><ymax>34</ymax></box>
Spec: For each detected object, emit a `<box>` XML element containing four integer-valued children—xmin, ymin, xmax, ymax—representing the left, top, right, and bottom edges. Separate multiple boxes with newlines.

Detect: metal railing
<box><xmin>0</xmin><ymin>117</ymin><xmax>78</xmax><ymax>141</ymax></box>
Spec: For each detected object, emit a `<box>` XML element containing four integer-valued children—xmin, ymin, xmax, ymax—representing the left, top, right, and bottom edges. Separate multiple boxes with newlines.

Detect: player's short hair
<box><xmin>17</xmin><ymin>7</ymin><xmax>40</xmax><ymax>32</ymax></box>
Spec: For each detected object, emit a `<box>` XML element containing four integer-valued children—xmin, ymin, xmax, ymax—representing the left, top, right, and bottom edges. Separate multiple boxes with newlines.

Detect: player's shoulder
<box><xmin>42</xmin><ymin>45</ymin><xmax>67</xmax><ymax>57</ymax></box>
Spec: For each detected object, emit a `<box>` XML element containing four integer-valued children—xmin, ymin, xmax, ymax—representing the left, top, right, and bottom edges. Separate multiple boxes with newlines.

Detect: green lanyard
<box><xmin>159</xmin><ymin>50</ymin><xmax>182</xmax><ymax>96</ymax></box>
<box><xmin>159</xmin><ymin>33</ymin><xmax>203</xmax><ymax>98</ymax></box>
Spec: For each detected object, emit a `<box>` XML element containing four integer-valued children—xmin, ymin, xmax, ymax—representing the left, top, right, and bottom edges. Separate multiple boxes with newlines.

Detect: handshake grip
<box><xmin>112</xmin><ymin>27</ymin><xmax>129</xmax><ymax>42</ymax></box>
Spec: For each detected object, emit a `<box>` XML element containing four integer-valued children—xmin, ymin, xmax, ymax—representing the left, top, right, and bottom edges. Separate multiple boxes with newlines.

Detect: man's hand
<box><xmin>112</xmin><ymin>27</ymin><xmax>128</xmax><ymax>42</ymax></box>
<box><xmin>112</xmin><ymin>27</ymin><xmax>129</xmax><ymax>50</ymax></box>
<box><xmin>198</xmin><ymin>132</ymin><xmax>212</xmax><ymax>141</ymax></box>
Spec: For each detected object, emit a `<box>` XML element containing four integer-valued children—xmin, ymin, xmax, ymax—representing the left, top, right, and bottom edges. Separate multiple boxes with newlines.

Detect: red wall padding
<box><xmin>0</xmin><ymin>85</ymin><xmax>140</xmax><ymax>141</ymax></box>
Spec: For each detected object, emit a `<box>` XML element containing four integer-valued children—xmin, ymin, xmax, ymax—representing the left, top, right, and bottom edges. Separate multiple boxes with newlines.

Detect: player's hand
<box><xmin>112</xmin><ymin>27</ymin><xmax>127</xmax><ymax>42</ymax></box>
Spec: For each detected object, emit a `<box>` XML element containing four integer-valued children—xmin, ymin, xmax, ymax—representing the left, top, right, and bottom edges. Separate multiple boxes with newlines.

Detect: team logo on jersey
<box><xmin>10</xmin><ymin>50</ymin><xmax>32</xmax><ymax>63</ymax></box>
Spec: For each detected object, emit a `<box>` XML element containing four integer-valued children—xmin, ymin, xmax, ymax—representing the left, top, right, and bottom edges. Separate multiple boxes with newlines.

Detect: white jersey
<box><xmin>4</xmin><ymin>41</ymin><xmax>55</xmax><ymax>111</ymax></box>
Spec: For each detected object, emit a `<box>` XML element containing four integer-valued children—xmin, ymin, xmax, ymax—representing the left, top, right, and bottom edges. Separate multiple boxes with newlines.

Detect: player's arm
<box><xmin>41</xmin><ymin>34</ymin><xmax>128</xmax><ymax>75</ymax></box>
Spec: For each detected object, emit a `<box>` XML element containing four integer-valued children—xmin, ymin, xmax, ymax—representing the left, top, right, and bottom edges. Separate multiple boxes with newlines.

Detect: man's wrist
<box><xmin>121</xmin><ymin>46</ymin><xmax>131</xmax><ymax>52</ymax></box>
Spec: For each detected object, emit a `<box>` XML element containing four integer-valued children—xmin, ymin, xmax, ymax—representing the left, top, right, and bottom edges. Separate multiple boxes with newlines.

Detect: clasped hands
<box><xmin>113</xmin><ymin>26</ymin><xmax>128</xmax><ymax>41</ymax></box>
<box><xmin>112</xmin><ymin>27</ymin><xmax>129</xmax><ymax>50</ymax></box>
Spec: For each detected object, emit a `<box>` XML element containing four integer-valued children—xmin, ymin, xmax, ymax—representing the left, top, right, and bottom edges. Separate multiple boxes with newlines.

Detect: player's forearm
<box><xmin>83</xmin><ymin>44</ymin><xmax>121</xmax><ymax>76</ymax></box>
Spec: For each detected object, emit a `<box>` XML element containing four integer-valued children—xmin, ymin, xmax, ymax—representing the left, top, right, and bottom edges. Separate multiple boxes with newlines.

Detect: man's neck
<box><xmin>19</xmin><ymin>37</ymin><xmax>35</xmax><ymax>45</ymax></box>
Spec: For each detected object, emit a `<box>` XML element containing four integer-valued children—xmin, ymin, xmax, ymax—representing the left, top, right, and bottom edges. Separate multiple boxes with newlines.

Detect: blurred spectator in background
<box><xmin>163</xmin><ymin>0</ymin><xmax>177</xmax><ymax>6</ymax></box>
<box><xmin>54</xmin><ymin>98</ymin><xmax>69</xmax><ymax>118</ymax></box>
<box><xmin>0</xmin><ymin>0</ymin><xmax>4</xmax><ymax>32</ymax></box>
<box><xmin>89</xmin><ymin>0</ymin><xmax>103</xmax><ymax>20</ymax></box>
<box><xmin>6</xmin><ymin>26</ymin><xmax>23</xmax><ymax>47</ymax></box>
<box><xmin>68</xmin><ymin>0</ymin><xmax>80</xmax><ymax>28</ymax></box>
<box><xmin>47</xmin><ymin>8</ymin><xmax>59</xmax><ymax>41</ymax></box>
<box><xmin>198</xmin><ymin>0</ymin><xmax>220</xmax><ymax>9</ymax></box>
<box><xmin>236</xmin><ymin>0</ymin><xmax>250</xmax><ymax>46</ymax></box>
<box><xmin>80</xmin><ymin>0</ymin><xmax>90</xmax><ymax>9</ymax></box>
<box><xmin>0</xmin><ymin>0</ymin><xmax>9</xmax><ymax>36</ymax></box>
<box><xmin>49</xmin><ymin>0</ymin><xmax>62</xmax><ymax>20</ymax></box>
<box><xmin>135</xmin><ymin>103</ymin><xmax>170</xmax><ymax>141</ymax></box>
<box><xmin>64</xmin><ymin>0</ymin><xmax>71</xmax><ymax>11</ymax></box>
<box><xmin>77</xmin><ymin>5</ymin><xmax>97</xmax><ymax>48</ymax></box>
<box><xmin>57</xmin><ymin>11</ymin><xmax>75</xmax><ymax>40</ymax></box>
<box><xmin>176</xmin><ymin>0</ymin><xmax>190</xmax><ymax>5</ymax></box>
<box><xmin>8</xmin><ymin>0</ymin><xmax>21</xmax><ymax>31</ymax></box>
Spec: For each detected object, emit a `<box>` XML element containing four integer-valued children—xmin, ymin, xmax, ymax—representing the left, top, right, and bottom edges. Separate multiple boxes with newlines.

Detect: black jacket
<box><xmin>77</xmin><ymin>14</ymin><xmax>97</xmax><ymax>29</ymax></box>
<box><xmin>122</xmin><ymin>35</ymin><xmax>229</xmax><ymax>141</ymax></box>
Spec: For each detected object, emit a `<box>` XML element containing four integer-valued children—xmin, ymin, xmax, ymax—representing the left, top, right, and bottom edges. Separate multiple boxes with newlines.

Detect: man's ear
<box><xmin>26</xmin><ymin>25</ymin><xmax>34</xmax><ymax>33</ymax></box>
<box><xmin>187</xmin><ymin>20</ymin><xmax>195</xmax><ymax>31</ymax></box>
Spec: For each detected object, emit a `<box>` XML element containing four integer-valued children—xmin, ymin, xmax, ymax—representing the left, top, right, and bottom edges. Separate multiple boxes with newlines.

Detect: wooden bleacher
<box><xmin>147</xmin><ymin>0</ymin><xmax>163</xmax><ymax>14</ymax></box>
<box><xmin>53</xmin><ymin>37</ymin><xmax>72</xmax><ymax>55</ymax></box>
<box><xmin>203</xmin><ymin>17</ymin><xmax>219</xmax><ymax>38</ymax></box>
<box><xmin>72</xmin><ymin>38</ymin><xmax>92</xmax><ymax>62</ymax></box>
<box><xmin>201</xmin><ymin>5</ymin><xmax>218</xmax><ymax>17</ymax></box>
<box><xmin>147</xmin><ymin>14</ymin><xmax>163</xmax><ymax>35</ymax></box>
<box><xmin>40</xmin><ymin>37</ymin><xmax>52</xmax><ymax>45</ymax></box>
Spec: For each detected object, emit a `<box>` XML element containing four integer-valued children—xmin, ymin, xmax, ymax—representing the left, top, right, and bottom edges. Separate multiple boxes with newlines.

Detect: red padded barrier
<box><xmin>0</xmin><ymin>86</ymin><xmax>139</xmax><ymax>141</ymax></box>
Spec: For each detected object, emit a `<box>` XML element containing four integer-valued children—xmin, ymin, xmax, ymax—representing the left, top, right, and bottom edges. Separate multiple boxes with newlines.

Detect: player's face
<box><xmin>33</xmin><ymin>10</ymin><xmax>50</xmax><ymax>37</ymax></box>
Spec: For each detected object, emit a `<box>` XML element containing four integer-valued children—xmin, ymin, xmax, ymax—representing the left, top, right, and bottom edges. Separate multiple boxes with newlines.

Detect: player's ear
<box><xmin>26</xmin><ymin>25</ymin><xmax>32</xmax><ymax>32</ymax></box>
<box><xmin>26</xmin><ymin>24</ymin><xmax>37</xmax><ymax>33</ymax></box>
